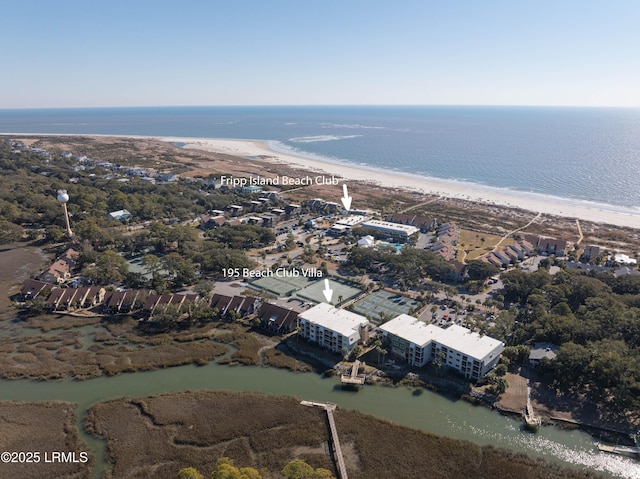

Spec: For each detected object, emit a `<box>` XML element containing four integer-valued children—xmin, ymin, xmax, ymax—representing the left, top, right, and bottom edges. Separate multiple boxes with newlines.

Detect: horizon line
<box><xmin>1</xmin><ymin>103</ymin><xmax>640</xmax><ymax>111</ymax></box>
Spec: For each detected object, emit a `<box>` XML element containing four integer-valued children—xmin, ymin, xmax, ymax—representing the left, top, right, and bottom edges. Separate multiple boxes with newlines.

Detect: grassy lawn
<box><xmin>458</xmin><ymin>229</ymin><xmax>516</xmax><ymax>261</ymax></box>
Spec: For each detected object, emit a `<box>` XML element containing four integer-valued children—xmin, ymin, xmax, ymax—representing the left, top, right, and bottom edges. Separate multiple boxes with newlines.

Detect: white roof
<box><xmin>380</xmin><ymin>316</ymin><xmax>503</xmax><ymax>361</ymax></box>
<box><xmin>614</xmin><ymin>253</ymin><xmax>637</xmax><ymax>265</ymax></box>
<box><xmin>435</xmin><ymin>324</ymin><xmax>504</xmax><ymax>361</ymax></box>
<box><xmin>336</xmin><ymin>215</ymin><xmax>368</xmax><ymax>227</ymax></box>
<box><xmin>108</xmin><ymin>209</ymin><xmax>131</xmax><ymax>218</ymax></box>
<box><xmin>361</xmin><ymin>220</ymin><xmax>419</xmax><ymax>236</ymax></box>
<box><xmin>357</xmin><ymin>235</ymin><xmax>375</xmax><ymax>247</ymax></box>
<box><xmin>330</xmin><ymin>224</ymin><xmax>350</xmax><ymax>231</ymax></box>
<box><xmin>380</xmin><ymin>314</ymin><xmax>443</xmax><ymax>347</ymax></box>
<box><xmin>300</xmin><ymin>303</ymin><xmax>369</xmax><ymax>337</ymax></box>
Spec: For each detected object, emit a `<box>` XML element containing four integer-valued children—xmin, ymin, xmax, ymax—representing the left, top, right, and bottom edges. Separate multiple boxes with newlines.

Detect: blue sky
<box><xmin>2</xmin><ymin>1</ymin><xmax>639</xmax><ymax>108</ymax></box>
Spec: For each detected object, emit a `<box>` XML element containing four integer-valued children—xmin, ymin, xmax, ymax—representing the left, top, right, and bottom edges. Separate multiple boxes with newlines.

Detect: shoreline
<box><xmin>3</xmin><ymin>132</ymin><xmax>640</xmax><ymax>229</ymax></box>
<box><xmin>166</xmin><ymin>136</ymin><xmax>640</xmax><ymax>229</ymax></box>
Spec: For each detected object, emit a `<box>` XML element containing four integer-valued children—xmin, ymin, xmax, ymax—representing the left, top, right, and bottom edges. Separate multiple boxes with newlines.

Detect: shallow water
<box><xmin>0</xmin><ymin>360</ymin><xmax>637</xmax><ymax>479</ymax></box>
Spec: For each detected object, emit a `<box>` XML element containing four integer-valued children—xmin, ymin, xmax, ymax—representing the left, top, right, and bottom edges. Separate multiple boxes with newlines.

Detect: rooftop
<box><xmin>380</xmin><ymin>316</ymin><xmax>503</xmax><ymax>360</ymax></box>
<box><xmin>299</xmin><ymin>303</ymin><xmax>369</xmax><ymax>337</ymax></box>
<box><xmin>436</xmin><ymin>324</ymin><xmax>504</xmax><ymax>361</ymax></box>
<box><xmin>361</xmin><ymin>220</ymin><xmax>419</xmax><ymax>236</ymax></box>
<box><xmin>379</xmin><ymin>314</ymin><xmax>443</xmax><ymax>347</ymax></box>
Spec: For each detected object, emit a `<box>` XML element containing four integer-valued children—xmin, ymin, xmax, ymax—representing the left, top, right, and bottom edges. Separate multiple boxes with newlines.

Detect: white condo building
<box><xmin>360</xmin><ymin>220</ymin><xmax>419</xmax><ymax>239</ymax></box>
<box><xmin>299</xmin><ymin>303</ymin><xmax>370</xmax><ymax>353</ymax></box>
<box><xmin>379</xmin><ymin>315</ymin><xmax>504</xmax><ymax>380</ymax></box>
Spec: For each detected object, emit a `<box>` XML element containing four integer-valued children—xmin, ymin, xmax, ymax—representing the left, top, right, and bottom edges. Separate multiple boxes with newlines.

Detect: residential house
<box><xmin>503</xmin><ymin>248</ymin><xmax>520</xmax><ymax>263</ymax></box>
<box><xmin>242</xmin><ymin>185</ymin><xmax>262</xmax><ymax>195</ymax></box>
<box><xmin>537</xmin><ymin>237</ymin><xmax>567</xmax><ymax>256</ymax></box>
<box><xmin>508</xmin><ymin>243</ymin><xmax>526</xmax><ymax>260</ymax></box>
<box><xmin>38</xmin><ymin>259</ymin><xmax>73</xmax><ymax>284</ymax></box>
<box><xmin>43</xmin><ymin>289</ymin><xmax>63</xmax><ymax>310</ymax></box>
<box><xmin>528</xmin><ymin>343</ymin><xmax>559</xmax><ymax>368</ymax></box>
<box><xmin>491</xmin><ymin>250</ymin><xmax>512</xmax><ymax>267</ymax></box>
<box><xmin>527</xmin><ymin>235</ymin><xmax>567</xmax><ymax>256</ymax></box>
<box><xmin>38</xmin><ymin>246</ymin><xmax>80</xmax><ymax>284</ymax></box>
<box><xmin>448</xmin><ymin>261</ymin><xmax>468</xmax><ymax>282</ymax></box>
<box><xmin>258</xmin><ymin>303</ymin><xmax>299</xmax><ymax>333</ymax></box>
<box><xmin>107</xmin><ymin>209</ymin><xmax>132</xmax><ymax>222</ymax></box>
<box><xmin>228</xmin><ymin>205</ymin><xmax>243</xmax><ymax>217</ymax></box>
<box><xmin>581</xmin><ymin>245</ymin><xmax>600</xmax><ymax>261</ymax></box>
<box><xmin>431</xmin><ymin>240</ymin><xmax>454</xmax><ymax>260</ymax></box>
<box><xmin>357</xmin><ymin>235</ymin><xmax>375</xmax><ymax>248</ymax></box>
<box><xmin>200</xmin><ymin>215</ymin><xmax>228</xmax><ymax>230</ymax></box>
<box><xmin>19</xmin><ymin>279</ymin><xmax>55</xmax><ymax>300</ymax></box>
<box><xmin>210</xmin><ymin>294</ymin><xmax>259</xmax><ymax>319</ymax></box>
<box><xmin>284</xmin><ymin>204</ymin><xmax>301</xmax><ymax>217</ymax></box>
<box><xmin>518</xmin><ymin>239</ymin><xmax>535</xmax><ymax>256</ymax></box>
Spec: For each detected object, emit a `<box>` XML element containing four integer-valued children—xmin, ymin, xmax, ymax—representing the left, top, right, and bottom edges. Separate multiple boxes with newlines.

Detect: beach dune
<box><xmin>159</xmin><ymin>136</ymin><xmax>640</xmax><ymax>230</ymax></box>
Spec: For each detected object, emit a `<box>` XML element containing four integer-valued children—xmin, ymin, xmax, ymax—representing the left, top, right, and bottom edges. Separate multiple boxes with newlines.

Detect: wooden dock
<box><xmin>301</xmin><ymin>400</ymin><xmax>349</xmax><ymax>479</ymax></box>
<box><xmin>340</xmin><ymin>360</ymin><xmax>365</xmax><ymax>386</ymax></box>
<box><xmin>523</xmin><ymin>386</ymin><xmax>541</xmax><ymax>430</ymax></box>
<box><xmin>597</xmin><ymin>443</ymin><xmax>640</xmax><ymax>458</ymax></box>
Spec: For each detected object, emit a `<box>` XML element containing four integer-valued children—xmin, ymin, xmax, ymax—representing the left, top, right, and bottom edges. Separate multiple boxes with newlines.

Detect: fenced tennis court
<box><xmin>352</xmin><ymin>290</ymin><xmax>420</xmax><ymax>325</ymax></box>
<box><xmin>250</xmin><ymin>274</ymin><xmax>314</xmax><ymax>297</ymax></box>
<box><xmin>295</xmin><ymin>278</ymin><xmax>363</xmax><ymax>305</ymax></box>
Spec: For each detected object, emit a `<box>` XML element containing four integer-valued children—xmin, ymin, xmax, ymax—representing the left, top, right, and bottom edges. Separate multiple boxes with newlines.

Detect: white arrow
<box><xmin>341</xmin><ymin>183</ymin><xmax>352</xmax><ymax>211</ymax></box>
<box><xmin>322</xmin><ymin>278</ymin><xmax>334</xmax><ymax>303</ymax></box>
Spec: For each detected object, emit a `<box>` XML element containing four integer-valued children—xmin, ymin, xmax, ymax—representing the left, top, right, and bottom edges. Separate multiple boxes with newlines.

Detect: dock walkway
<box><xmin>524</xmin><ymin>386</ymin><xmax>541</xmax><ymax>427</ymax></box>
<box><xmin>340</xmin><ymin>359</ymin><xmax>365</xmax><ymax>385</ymax></box>
<box><xmin>301</xmin><ymin>400</ymin><xmax>348</xmax><ymax>479</ymax></box>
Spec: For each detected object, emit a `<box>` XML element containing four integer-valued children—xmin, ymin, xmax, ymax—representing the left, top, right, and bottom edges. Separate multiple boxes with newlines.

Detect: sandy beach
<box><xmin>158</xmin><ymin>136</ymin><xmax>640</xmax><ymax>229</ymax></box>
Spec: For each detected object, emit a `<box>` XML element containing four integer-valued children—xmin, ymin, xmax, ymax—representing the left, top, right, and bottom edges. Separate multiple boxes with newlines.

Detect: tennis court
<box><xmin>352</xmin><ymin>290</ymin><xmax>420</xmax><ymax>325</ymax></box>
<box><xmin>250</xmin><ymin>274</ymin><xmax>314</xmax><ymax>297</ymax></box>
<box><xmin>295</xmin><ymin>278</ymin><xmax>362</xmax><ymax>305</ymax></box>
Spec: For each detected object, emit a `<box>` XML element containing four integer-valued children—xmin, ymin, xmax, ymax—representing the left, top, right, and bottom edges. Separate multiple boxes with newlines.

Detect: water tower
<box><xmin>57</xmin><ymin>189</ymin><xmax>73</xmax><ymax>237</ymax></box>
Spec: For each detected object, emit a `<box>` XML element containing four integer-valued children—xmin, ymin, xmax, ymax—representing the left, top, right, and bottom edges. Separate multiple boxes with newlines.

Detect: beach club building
<box><xmin>360</xmin><ymin>220</ymin><xmax>419</xmax><ymax>241</ymax></box>
<box><xmin>379</xmin><ymin>315</ymin><xmax>504</xmax><ymax>380</ymax></box>
<box><xmin>298</xmin><ymin>303</ymin><xmax>370</xmax><ymax>353</ymax></box>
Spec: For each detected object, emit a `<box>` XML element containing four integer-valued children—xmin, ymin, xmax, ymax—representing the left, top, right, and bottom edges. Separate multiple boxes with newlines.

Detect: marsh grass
<box><xmin>1</xmin><ymin>401</ymin><xmax>93</xmax><ymax>479</ymax></box>
<box><xmin>87</xmin><ymin>391</ymin><xmax>601</xmax><ymax>479</ymax></box>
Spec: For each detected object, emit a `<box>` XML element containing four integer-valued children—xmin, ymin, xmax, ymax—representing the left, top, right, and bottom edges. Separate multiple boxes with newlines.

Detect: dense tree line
<box><xmin>0</xmin><ymin>141</ymin><xmax>244</xmax><ymax>241</ymax></box>
<box><xmin>207</xmin><ymin>224</ymin><xmax>276</xmax><ymax>249</ymax></box>
<box><xmin>498</xmin><ymin>267</ymin><xmax>640</xmax><ymax>413</ymax></box>
<box><xmin>347</xmin><ymin>246</ymin><xmax>454</xmax><ymax>284</ymax></box>
<box><xmin>177</xmin><ymin>457</ymin><xmax>334</xmax><ymax>479</ymax></box>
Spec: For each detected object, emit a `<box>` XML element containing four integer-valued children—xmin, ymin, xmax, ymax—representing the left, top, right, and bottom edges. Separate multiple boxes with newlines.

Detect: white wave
<box><xmin>320</xmin><ymin>122</ymin><xmax>386</xmax><ymax>130</ymax></box>
<box><xmin>288</xmin><ymin>134</ymin><xmax>363</xmax><ymax>143</ymax></box>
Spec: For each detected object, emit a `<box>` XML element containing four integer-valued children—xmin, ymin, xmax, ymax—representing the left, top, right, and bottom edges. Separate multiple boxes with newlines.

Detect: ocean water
<box><xmin>1</xmin><ymin>105</ymin><xmax>639</xmax><ymax>211</ymax></box>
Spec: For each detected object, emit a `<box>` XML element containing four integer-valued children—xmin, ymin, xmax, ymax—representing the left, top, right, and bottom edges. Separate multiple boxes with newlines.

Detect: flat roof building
<box><xmin>336</xmin><ymin>215</ymin><xmax>368</xmax><ymax>227</ymax></box>
<box><xmin>360</xmin><ymin>220</ymin><xmax>419</xmax><ymax>239</ymax></box>
<box><xmin>380</xmin><ymin>315</ymin><xmax>504</xmax><ymax>379</ymax></box>
<box><xmin>379</xmin><ymin>314</ymin><xmax>441</xmax><ymax>367</ymax></box>
<box><xmin>299</xmin><ymin>303</ymin><xmax>369</xmax><ymax>353</ymax></box>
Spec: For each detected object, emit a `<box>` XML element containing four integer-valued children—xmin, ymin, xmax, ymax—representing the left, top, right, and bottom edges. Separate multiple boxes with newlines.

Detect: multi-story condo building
<box><xmin>299</xmin><ymin>303</ymin><xmax>369</xmax><ymax>353</ymax></box>
<box><xmin>380</xmin><ymin>314</ymin><xmax>504</xmax><ymax>380</ymax></box>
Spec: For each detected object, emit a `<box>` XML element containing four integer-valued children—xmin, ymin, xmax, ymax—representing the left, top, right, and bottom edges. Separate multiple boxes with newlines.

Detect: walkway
<box><xmin>576</xmin><ymin>219</ymin><xmax>583</xmax><ymax>246</ymax></box>
<box><xmin>301</xmin><ymin>400</ymin><xmax>348</xmax><ymax>479</ymax></box>
<box><xmin>341</xmin><ymin>359</ymin><xmax>365</xmax><ymax>385</ymax></box>
<box><xmin>491</xmin><ymin>212</ymin><xmax>542</xmax><ymax>253</ymax></box>
<box><xmin>399</xmin><ymin>196</ymin><xmax>442</xmax><ymax>214</ymax></box>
